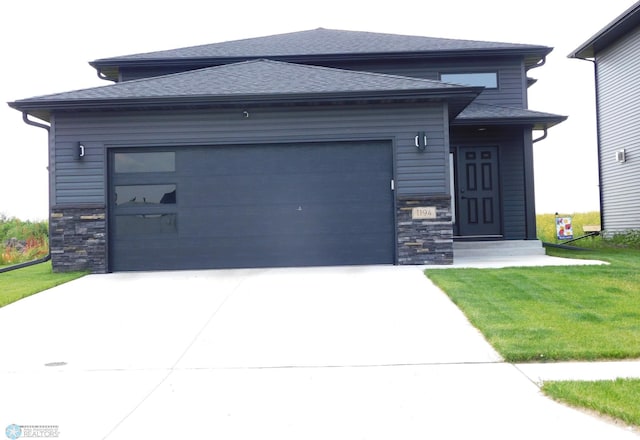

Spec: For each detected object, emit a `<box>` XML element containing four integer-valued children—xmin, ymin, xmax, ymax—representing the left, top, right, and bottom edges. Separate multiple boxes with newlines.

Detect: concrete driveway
<box><xmin>0</xmin><ymin>266</ymin><xmax>637</xmax><ymax>439</ymax></box>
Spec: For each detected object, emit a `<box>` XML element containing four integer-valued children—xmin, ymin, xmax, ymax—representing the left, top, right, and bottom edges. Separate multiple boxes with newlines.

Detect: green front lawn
<box><xmin>0</xmin><ymin>261</ymin><xmax>86</xmax><ymax>307</ymax></box>
<box><xmin>425</xmin><ymin>247</ymin><xmax>640</xmax><ymax>362</ymax></box>
<box><xmin>543</xmin><ymin>378</ymin><xmax>640</xmax><ymax>428</ymax></box>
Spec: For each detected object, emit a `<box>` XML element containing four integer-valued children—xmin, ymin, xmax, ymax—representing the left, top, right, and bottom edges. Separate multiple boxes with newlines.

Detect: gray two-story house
<box><xmin>9</xmin><ymin>28</ymin><xmax>565</xmax><ymax>272</ymax></box>
<box><xmin>570</xmin><ymin>1</ymin><xmax>640</xmax><ymax>233</ymax></box>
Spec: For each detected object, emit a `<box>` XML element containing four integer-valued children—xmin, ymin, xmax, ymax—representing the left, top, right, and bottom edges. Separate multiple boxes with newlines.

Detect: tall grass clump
<box><xmin>0</xmin><ymin>213</ymin><xmax>49</xmax><ymax>266</ymax></box>
<box><xmin>606</xmin><ymin>230</ymin><xmax>640</xmax><ymax>249</ymax></box>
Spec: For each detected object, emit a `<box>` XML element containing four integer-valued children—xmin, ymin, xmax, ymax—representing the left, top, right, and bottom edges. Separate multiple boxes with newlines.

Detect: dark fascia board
<box><xmin>569</xmin><ymin>1</ymin><xmax>640</xmax><ymax>59</ymax></box>
<box><xmin>91</xmin><ymin>48</ymin><xmax>552</xmax><ymax>82</ymax></box>
<box><xmin>9</xmin><ymin>87</ymin><xmax>482</xmax><ymax>122</ymax></box>
<box><xmin>451</xmin><ymin>115</ymin><xmax>568</xmax><ymax>130</ymax></box>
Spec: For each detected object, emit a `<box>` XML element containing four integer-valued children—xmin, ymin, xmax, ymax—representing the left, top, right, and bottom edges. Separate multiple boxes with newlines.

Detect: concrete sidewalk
<box><xmin>426</xmin><ymin>253</ymin><xmax>609</xmax><ymax>269</ymax></box>
<box><xmin>0</xmin><ymin>258</ymin><xmax>638</xmax><ymax>439</ymax></box>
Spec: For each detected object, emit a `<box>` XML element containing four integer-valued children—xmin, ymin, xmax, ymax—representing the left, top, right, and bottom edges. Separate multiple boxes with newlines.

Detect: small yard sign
<box><xmin>556</xmin><ymin>216</ymin><xmax>573</xmax><ymax>240</ymax></box>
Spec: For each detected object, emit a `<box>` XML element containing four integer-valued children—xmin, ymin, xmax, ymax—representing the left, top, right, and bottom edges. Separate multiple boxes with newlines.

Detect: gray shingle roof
<box><xmin>454</xmin><ymin>103</ymin><xmax>567</xmax><ymax>129</ymax></box>
<box><xmin>9</xmin><ymin>60</ymin><xmax>480</xmax><ymax>120</ymax></box>
<box><xmin>95</xmin><ymin>28</ymin><xmax>549</xmax><ymax>62</ymax></box>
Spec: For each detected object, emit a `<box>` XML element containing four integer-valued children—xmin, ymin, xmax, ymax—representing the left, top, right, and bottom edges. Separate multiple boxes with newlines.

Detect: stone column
<box><xmin>396</xmin><ymin>195</ymin><xmax>453</xmax><ymax>265</ymax></box>
<box><xmin>49</xmin><ymin>206</ymin><xmax>107</xmax><ymax>273</ymax></box>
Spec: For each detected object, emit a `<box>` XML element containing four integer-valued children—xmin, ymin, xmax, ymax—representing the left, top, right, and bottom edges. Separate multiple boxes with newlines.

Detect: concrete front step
<box><xmin>453</xmin><ymin>240</ymin><xmax>545</xmax><ymax>258</ymax></box>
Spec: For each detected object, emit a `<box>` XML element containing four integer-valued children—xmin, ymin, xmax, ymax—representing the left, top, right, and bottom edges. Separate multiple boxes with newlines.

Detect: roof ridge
<box><xmin>92</xmin><ymin>28</ymin><xmax>550</xmax><ymax>63</ymax></box>
<box><xmin>313</xmin><ymin>27</ymin><xmax>542</xmax><ymax>49</ymax></box>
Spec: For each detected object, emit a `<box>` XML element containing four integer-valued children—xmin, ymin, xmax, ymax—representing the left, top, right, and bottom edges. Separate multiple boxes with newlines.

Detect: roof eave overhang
<box><xmin>452</xmin><ymin>115</ymin><xmax>568</xmax><ymax>130</ymax></box>
<box><xmin>569</xmin><ymin>3</ymin><xmax>640</xmax><ymax>59</ymax></box>
<box><xmin>91</xmin><ymin>47</ymin><xmax>552</xmax><ymax>81</ymax></box>
<box><xmin>9</xmin><ymin>87</ymin><xmax>482</xmax><ymax>122</ymax></box>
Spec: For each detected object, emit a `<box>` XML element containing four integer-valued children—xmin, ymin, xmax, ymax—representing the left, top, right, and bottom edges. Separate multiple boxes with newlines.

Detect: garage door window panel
<box><xmin>115</xmin><ymin>185</ymin><xmax>176</xmax><ymax>206</ymax></box>
<box><xmin>114</xmin><ymin>152</ymin><xmax>175</xmax><ymax>173</ymax></box>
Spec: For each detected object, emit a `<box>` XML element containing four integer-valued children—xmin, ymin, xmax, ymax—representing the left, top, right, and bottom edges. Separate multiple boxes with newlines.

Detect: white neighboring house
<box><xmin>570</xmin><ymin>1</ymin><xmax>640</xmax><ymax>233</ymax></box>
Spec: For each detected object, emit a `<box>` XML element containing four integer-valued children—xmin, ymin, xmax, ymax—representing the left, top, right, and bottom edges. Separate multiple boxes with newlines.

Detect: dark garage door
<box><xmin>109</xmin><ymin>141</ymin><xmax>394</xmax><ymax>271</ymax></box>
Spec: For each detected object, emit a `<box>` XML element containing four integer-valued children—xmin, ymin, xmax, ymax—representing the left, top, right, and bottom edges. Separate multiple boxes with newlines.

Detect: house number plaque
<box><xmin>412</xmin><ymin>206</ymin><xmax>436</xmax><ymax>220</ymax></box>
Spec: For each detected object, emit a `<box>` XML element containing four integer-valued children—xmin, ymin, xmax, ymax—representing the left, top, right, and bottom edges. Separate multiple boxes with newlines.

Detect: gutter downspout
<box><xmin>591</xmin><ymin>59</ymin><xmax>605</xmax><ymax>231</ymax></box>
<box><xmin>22</xmin><ymin>112</ymin><xmax>50</xmax><ymax>131</ymax></box>
<box><xmin>97</xmin><ymin>70</ymin><xmax>111</xmax><ymax>81</ymax></box>
<box><xmin>1</xmin><ymin>113</ymin><xmax>53</xmax><ymax>273</ymax></box>
<box><xmin>573</xmin><ymin>56</ymin><xmax>604</xmax><ymax>230</ymax></box>
<box><xmin>528</xmin><ymin>56</ymin><xmax>547</xmax><ymax>71</ymax></box>
<box><xmin>532</xmin><ymin>128</ymin><xmax>548</xmax><ymax>143</ymax></box>
<box><xmin>524</xmin><ymin>126</ymin><xmax>549</xmax><ymax>240</ymax></box>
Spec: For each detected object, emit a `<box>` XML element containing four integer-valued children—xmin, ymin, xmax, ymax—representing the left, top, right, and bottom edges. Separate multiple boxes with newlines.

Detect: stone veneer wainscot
<box><xmin>396</xmin><ymin>195</ymin><xmax>453</xmax><ymax>265</ymax></box>
<box><xmin>49</xmin><ymin>206</ymin><xmax>107</xmax><ymax>273</ymax></box>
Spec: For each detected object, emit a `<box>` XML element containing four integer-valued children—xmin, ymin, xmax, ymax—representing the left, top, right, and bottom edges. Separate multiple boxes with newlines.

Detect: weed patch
<box><xmin>0</xmin><ymin>214</ymin><xmax>48</xmax><ymax>266</ymax></box>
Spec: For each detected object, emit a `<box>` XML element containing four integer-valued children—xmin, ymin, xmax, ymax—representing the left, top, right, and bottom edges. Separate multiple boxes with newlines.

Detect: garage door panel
<box><xmin>180</xmin><ymin>143</ymin><xmax>390</xmax><ymax>176</ymax></box>
<box><xmin>180</xmin><ymin>172</ymin><xmax>390</xmax><ymax>207</ymax></box>
<box><xmin>111</xmin><ymin>238</ymin><xmax>181</xmax><ymax>271</ymax></box>
<box><xmin>176</xmin><ymin>233</ymin><xmax>394</xmax><ymax>268</ymax></box>
<box><xmin>110</xmin><ymin>141</ymin><xmax>394</xmax><ymax>271</ymax></box>
<box><xmin>179</xmin><ymin>202</ymin><xmax>392</xmax><ymax>237</ymax></box>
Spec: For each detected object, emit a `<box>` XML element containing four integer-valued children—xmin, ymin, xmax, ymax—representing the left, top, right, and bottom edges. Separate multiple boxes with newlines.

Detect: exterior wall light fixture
<box><xmin>415</xmin><ymin>132</ymin><xmax>427</xmax><ymax>151</ymax></box>
<box><xmin>76</xmin><ymin>142</ymin><xmax>86</xmax><ymax>160</ymax></box>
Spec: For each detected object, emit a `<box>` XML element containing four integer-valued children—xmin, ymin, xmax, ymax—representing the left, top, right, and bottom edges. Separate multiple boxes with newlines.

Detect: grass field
<box><xmin>427</xmin><ymin>225</ymin><xmax>640</xmax><ymax>428</ymax></box>
<box><xmin>543</xmin><ymin>379</ymin><xmax>640</xmax><ymax>428</ymax></box>
<box><xmin>0</xmin><ymin>261</ymin><xmax>86</xmax><ymax>308</ymax></box>
<box><xmin>426</xmin><ymin>246</ymin><xmax>640</xmax><ymax>362</ymax></box>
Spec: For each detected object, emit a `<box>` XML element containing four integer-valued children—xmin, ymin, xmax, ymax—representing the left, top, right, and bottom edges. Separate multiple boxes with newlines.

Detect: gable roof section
<box><xmin>92</xmin><ymin>28</ymin><xmax>552</xmax><ymax>81</ymax></box>
<box><xmin>569</xmin><ymin>1</ymin><xmax>640</xmax><ymax>59</ymax></box>
<box><xmin>453</xmin><ymin>103</ymin><xmax>567</xmax><ymax>130</ymax></box>
<box><xmin>9</xmin><ymin>59</ymin><xmax>482</xmax><ymax>121</ymax></box>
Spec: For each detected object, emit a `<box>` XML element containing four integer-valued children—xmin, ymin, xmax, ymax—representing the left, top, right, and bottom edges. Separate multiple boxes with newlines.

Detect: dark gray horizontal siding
<box><xmin>310</xmin><ymin>57</ymin><xmax>525</xmax><ymax>108</ymax></box>
<box><xmin>500</xmin><ymin>139</ymin><xmax>526</xmax><ymax>239</ymax></box>
<box><xmin>596</xmin><ymin>25</ymin><xmax>640</xmax><ymax>232</ymax></box>
<box><xmin>120</xmin><ymin>57</ymin><xmax>527</xmax><ymax>108</ymax></box>
<box><xmin>52</xmin><ymin>103</ymin><xmax>448</xmax><ymax>205</ymax></box>
<box><xmin>450</xmin><ymin>127</ymin><xmax>526</xmax><ymax>239</ymax></box>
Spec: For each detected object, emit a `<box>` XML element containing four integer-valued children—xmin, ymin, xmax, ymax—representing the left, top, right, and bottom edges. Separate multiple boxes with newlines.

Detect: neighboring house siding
<box><xmin>450</xmin><ymin>127</ymin><xmax>528</xmax><ymax>239</ymax></box>
<box><xmin>596</xmin><ymin>25</ymin><xmax>640</xmax><ymax>232</ymax></box>
<box><xmin>51</xmin><ymin>103</ymin><xmax>448</xmax><ymax>206</ymax></box>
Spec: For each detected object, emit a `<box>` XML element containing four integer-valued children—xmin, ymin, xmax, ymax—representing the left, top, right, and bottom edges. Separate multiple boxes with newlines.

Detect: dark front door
<box><xmin>456</xmin><ymin>146</ymin><xmax>501</xmax><ymax>237</ymax></box>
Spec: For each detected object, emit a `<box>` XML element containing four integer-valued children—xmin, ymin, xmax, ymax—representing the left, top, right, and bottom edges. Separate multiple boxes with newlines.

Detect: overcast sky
<box><xmin>1</xmin><ymin>0</ymin><xmax>635</xmax><ymax>220</ymax></box>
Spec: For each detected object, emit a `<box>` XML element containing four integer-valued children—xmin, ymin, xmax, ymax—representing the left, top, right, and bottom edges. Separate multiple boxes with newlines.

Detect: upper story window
<box><xmin>440</xmin><ymin>72</ymin><xmax>498</xmax><ymax>89</ymax></box>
